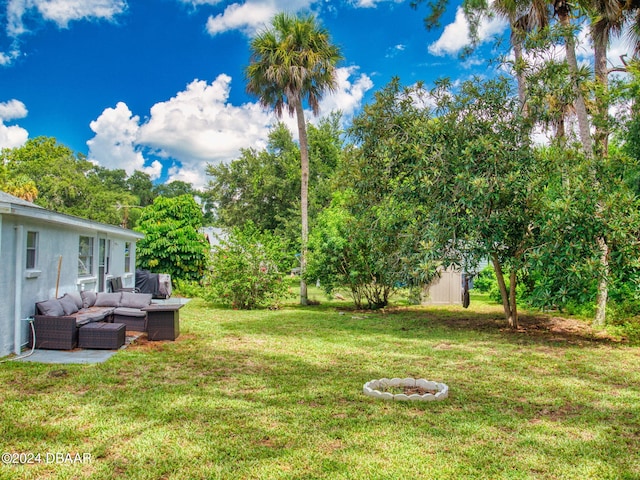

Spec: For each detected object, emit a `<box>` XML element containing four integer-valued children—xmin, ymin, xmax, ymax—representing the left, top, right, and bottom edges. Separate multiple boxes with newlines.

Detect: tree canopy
<box><xmin>135</xmin><ymin>195</ymin><xmax>210</xmax><ymax>282</ymax></box>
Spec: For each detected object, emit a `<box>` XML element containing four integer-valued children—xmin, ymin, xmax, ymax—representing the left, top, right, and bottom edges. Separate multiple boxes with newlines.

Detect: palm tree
<box><xmin>0</xmin><ymin>173</ymin><xmax>38</xmax><ymax>202</ymax></box>
<box><xmin>587</xmin><ymin>0</ymin><xmax>640</xmax><ymax>155</ymax></box>
<box><xmin>553</xmin><ymin>0</ymin><xmax>595</xmax><ymax>155</ymax></box>
<box><xmin>246</xmin><ymin>12</ymin><xmax>342</xmax><ymax>305</ymax></box>
<box><xmin>491</xmin><ymin>0</ymin><xmax>550</xmax><ymax>106</ymax></box>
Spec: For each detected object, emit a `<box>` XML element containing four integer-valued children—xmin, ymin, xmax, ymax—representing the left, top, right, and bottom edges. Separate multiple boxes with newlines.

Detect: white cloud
<box><xmin>354</xmin><ymin>0</ymin><xmax>402</xmax><ymax>7</ymax></box>
<box><xmin>275</xmin><ymin>67</ymin><xmax>374</xmax><ymax>134</ymax></box>
<box><xmin>206</xmin><ymin>1</ymin><xmax>277</xmax><ymax>36</ymax></box>
<box><xmin>7</xmin><ymin>0</ymin><xmax>126</xmax><ymax>36</ymax></box>
<box><xmin>88</xmin><ymin>68</ymin><xmax>372</xmax><ymax>188</ymax></box>
<box><xmin>204</xmin><ymin>0</ymin><xmax>323</xmax><ymax>37</ymax></box>
<box><xmin>0</xmin><ymin>99</ymin><xmax>28</xmax><ymax>120</ymax></box>
<box><xmin>428</xmin><ymin>6</ymin><xmax>507</xmax><ymax>57</ymax></box>
<box><xmin>180</xmin><ymin>0</ymin><xmax>224</xmax><ymax>5</ymax></box>
<box><xmin>87</xmin><ymin>102</ymin><xmax>162</xmax><ymax>180</ymax></box>
<box><xmin>137</xmin><ymin>74</ymin><xmax>274</xmax><ymax>179</ymax></box>
<box><xmin>317</xmin><ymin>66</ymin><xmax>373</xmax><ymax>120</ymax></box>
<box><xmin>0</xmin><ymin>123</ymin><xmax>28</xmax><ymax>149</ymax></box>
<box><xmin>0</xmin><ymin>48</ymin><xmax>20</xmax><ymax>66</ymax></box>
<box><xmin>202</xmin><ymin>0</ymin><xmax>404</xmax><ymax>37</ymax></box>
<box><xmin>385</xmin><ymin>43</ymin><xmax>405</xmax><ymax>58</ymax></box>
<box><xmin>0</xmin><ymin>99</ymin><xmax>28</xmax><ymax>149</ymax></box>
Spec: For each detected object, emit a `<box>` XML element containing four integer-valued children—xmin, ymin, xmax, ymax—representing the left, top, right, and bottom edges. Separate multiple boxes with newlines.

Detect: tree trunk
<box><xmin>594</xmin><ymin>236</ymin><xmax>609</xmax><ymax>327</ymax></box>
<box><xmin>557</xmin><ymin>5</ymin><xmax>593</xmax><ymax>157</ymax></box>
<box><xmin>295</xmin><ymin>100</ymin><xmax>309</xmax><ymax>305</ymax></box>
<box><xmin>593</xmin><ymin>36</ymin><xmax>610</xmax><ymax>326</ymax></box>
<box><xmin>513</xmin><ymin>34</ymin><xmax>526</xmax><ymax>109</ymax></box>
<box><xmin>593</xmin><ymin>35</ymin><xmax>609</xmax><ymax>157</ymax></box>
<box><xmin>509</xmin><ymin>269</ymin><xmax>518</xmax><ymax>329</ymax></box>
<box><xmin>491</xmin><ymin>254</ymin><xmax>518</xmax><ymax>328</ymax></box>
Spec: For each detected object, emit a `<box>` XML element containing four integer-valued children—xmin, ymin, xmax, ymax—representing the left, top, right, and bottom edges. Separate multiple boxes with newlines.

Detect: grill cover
<box><xmin>135</xmin><ymin>270</ymin><xmax>172</xmax><ymax>298</ymax></box>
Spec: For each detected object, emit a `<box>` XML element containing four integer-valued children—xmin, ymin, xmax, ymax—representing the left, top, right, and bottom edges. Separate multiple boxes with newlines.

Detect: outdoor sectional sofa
<box><xmin>31</xmin><ymin>291</ymin><xmax>153</xmax><ymax>350</ymax></box>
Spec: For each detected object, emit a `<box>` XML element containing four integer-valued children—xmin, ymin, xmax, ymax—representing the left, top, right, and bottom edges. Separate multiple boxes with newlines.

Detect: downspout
<box><xmin>14</xmin><ymin>225</ymin><xmax>23</xmax><ymax>355</ymax></box>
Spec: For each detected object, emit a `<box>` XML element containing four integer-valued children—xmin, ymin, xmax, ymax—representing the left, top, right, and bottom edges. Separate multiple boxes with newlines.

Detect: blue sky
<box><xmin>0</xmin><ymin>0</ymin><xmax>630</xmax><ymax>187</ymax></box>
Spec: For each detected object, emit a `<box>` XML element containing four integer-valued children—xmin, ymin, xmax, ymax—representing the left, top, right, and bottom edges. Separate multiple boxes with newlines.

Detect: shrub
<box><xmin>473</xmin><ymin>266</ymin><xmax>497</xmax><ymax>293</ymax></box>
<box><xmin>205</xmin><ymin>223</ymin><xmax>288</xmax><ymax>309</ymax></box>
<box><xmin>172</xmin><ymin>279</ymin><xmax>205</xmax><ymax>299</ymax></box>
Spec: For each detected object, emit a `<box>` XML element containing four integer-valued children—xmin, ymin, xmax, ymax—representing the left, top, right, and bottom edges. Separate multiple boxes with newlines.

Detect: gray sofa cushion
<box><xmin>59</xmin><ymin>295</ymin><xmax>79</xmax><ymax>315</ymax></box>
<box><xmin>114</xmin><ymin>307</ymin><xmax>147</xmax><ymax>318</ymax></box>
<box><xmin>95</xmin><ymin>292</ymin><xmax>122</xmax><ymax>307</ymax></box>
<box><xmin>81</xmin><ymin>291</ymin><xmax>97</xmax><ymax>308</ymax></box>
<box><xmin>74</xmin><ymin>307</ymin><xmax>115</xmax><ymax>325</ymax></box>
<box><xmin>119</xmin><ymin>292</ymin><xmax>152</xmax><ymax>309</ymax></box>
<box><xmin>65</xmin><ymin>291</ymin><xmax>83</xmax><ymax>309</ymax></box>
<box><xmin>36</xmin><ymin>299</ymin><xmax>64</xmax><ymax>316</ymax></box>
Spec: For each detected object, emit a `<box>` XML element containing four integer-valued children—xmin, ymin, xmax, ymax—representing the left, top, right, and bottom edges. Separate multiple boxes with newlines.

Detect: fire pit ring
<box><xmin>363</xmin><ymin>378</ymin><xmax>448</xmax><ymax>402</ymax></box>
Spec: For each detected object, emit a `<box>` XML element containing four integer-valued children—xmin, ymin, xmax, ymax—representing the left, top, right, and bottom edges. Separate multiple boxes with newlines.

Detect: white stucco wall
<box><xmin>0</xmin><ymin>196</ymin><xmax>142</xmax><ymax>358</ymax></box>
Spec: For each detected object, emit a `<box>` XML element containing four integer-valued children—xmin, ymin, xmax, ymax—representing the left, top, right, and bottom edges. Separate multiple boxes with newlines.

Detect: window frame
<box><xmin>78</xmin><ymin>236</ymin><xmax>94</xmax><ymax>277</ymax></box>
<box><xmin>26</xmin><ymin>231</ymin><xmax>38</xmax><ymax>269</ymax></box>
<box><xmin>124</xmin><ymin>241</ymin><xmax>132</xmax><ymax>273</ymax></box>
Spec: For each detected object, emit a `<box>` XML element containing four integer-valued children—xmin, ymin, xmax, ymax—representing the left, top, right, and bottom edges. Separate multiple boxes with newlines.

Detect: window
<box><xmin>124</xmin><ymin>241</ymin><xmax>131</xmax><ymax>273</ymax></box>
<box><xmin>78</xmin><ymin>236</ymin><xmax>94</xmax><ymax>276</ymax></box>
<box><xmin>26</xmin><ymin>231</ymin><xmax>38</xmax><ymax>269</ymax></box>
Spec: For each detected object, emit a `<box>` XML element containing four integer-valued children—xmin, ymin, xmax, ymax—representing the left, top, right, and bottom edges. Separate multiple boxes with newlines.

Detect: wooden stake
<box><xmin>55</xmin><ymin>256</ymin><xmax>62</xmax><ymax>298</ymax></box>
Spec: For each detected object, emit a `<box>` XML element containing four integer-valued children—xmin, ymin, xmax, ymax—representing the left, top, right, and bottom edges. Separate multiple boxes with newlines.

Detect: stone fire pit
<box><xmin>363</xmin><ymin>378</ymin><xmax>448</xmax><ymax>402</ymax></box>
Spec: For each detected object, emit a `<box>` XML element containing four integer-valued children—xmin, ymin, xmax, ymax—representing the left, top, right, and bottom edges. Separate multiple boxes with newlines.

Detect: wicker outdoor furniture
<box><xmin>143</xmin><ymin>304</ymin><xmax>183</xmax><ymax>341</ymax></box>
<box><xmin>78</xmin><ymin>322</ymin><xmax>126</xmax><ymax>349</ymax></box>
<box><xmin>32</xmin><ymin>291</ymin><xmax>153</xmax><ymax>350</ymax></box>
<box><xmin>29</xmin><ymin>316</ymin><xmax>79</xmax><ymax>350</ymax></box>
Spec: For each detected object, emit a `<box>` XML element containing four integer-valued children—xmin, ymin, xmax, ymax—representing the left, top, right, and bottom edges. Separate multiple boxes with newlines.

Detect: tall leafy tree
<box><xmin>152</xmin><ymin>180</ymin><xmax>196</xmax><ymax>198</ymax></box>
<box><xmin>126</xmin><ymin>170</ymin><xmax>156</xmax><ymax>206</ymax></box>
<box><xmin>245</xmin><ymin>12</ymin><xmax>342</xmax><ymax>305</ymax></box>
<box><xmin>205</xmin><ymin>117</ymin><xmax>343</xmax><ymax>253</ymax></box>
<box><xmin>1</xmin><ymin>137</ymin><xmax>136</xmax><ymax>225</ymax></box>
<box><xmin>206</xmin><ymin>123</ymin><xmax>301</xmax><ymax>236</ymax></box>
<box><xmin>135</xmin><ymin>195</ymin><xmax>209</xmax><ymax>282</ymax></box>
<box><xmin>1</xmin><ymin>137</ymin><xmax>93</xmax><ymax>212</ymax></box>
<box><xmin>351</xmin><ymin>77</ymin><xmax>538</xmax><ymax>327</ymax></box>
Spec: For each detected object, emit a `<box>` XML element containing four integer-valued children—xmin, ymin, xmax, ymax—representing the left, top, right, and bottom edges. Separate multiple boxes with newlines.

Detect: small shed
<box><xmin>0</xmin><ymin>191</ymin><xmax>144</xmax><ymax>357</ymax></box>
<box><xmin>421</xmin><ymin>266</ymin><xmax>463</xmax><ymax>305</ymax></box>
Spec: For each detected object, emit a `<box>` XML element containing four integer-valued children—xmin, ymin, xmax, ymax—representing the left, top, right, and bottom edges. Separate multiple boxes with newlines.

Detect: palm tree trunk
<box><xmin>557</xmin><ymin>4</ymin><xmax>593</xmax><ymax>156</ymax></box>
<box><xmin>513</xmin><ymin>34</ymin><xmax>527</xmax><ymax>108</ymax></box>
<box><xmin>594</xmin><ymin>236</ymin><xmax>609</xmax><ymax>326</ymax></box>
<box><xmin>593</xmin><ymin>38</ymin><xmax>609</xmax><ymax>157</ymax></box>
<box><xmin>593</xmin><ymin>37</ymin><xmax>611</xmax><ymax>326</ymax></box>
<box><xmin>295</xmin><ymin>100</ymin><xmax>309</xmax><ymax>305</ymax></box>
<box><xmin>557</xmin><ymin>4</ymin><xmax>612</xmax><ymax>326</ymax></box>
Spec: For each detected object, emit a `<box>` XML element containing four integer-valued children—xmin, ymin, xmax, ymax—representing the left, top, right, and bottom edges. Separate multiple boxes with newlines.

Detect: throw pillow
<box><xmin>65</xmin><ymin>291</ymin><xmax>83</xmax><ymax>309</ymax></box>
<box><xmin>59</xmin><ymin>294</ymin><xmax>79</xmax><ymax>315</ymax></box>
<box><xmin>36</xmin><ymin>299</ymin><xmax>64</xmax><ymax>316</ymax></box>
<box><xmin>119</xmin><ymin>292</ymin><xmax>152</xmax><ymax>309</ymax></box>
<box><xmin>81</xmin><ymin>290</ymin><xmax>97</xmax><ymax>308</ymax></box>
<box><xmin>94</xmin><ymin>292</ymin><xmax>122</xmax><ymax>307</ymax></box>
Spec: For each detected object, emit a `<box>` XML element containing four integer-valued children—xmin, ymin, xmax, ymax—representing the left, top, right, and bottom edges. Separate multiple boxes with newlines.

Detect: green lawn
<box><xmin>1</xmin><ymin>294</ymin><xmax>639</xmax><ymax>479</ymax></box>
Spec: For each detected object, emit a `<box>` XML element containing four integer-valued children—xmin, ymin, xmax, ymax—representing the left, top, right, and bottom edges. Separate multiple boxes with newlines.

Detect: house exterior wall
<box><xmin>0</xmin><ymin>214</ymin><xmax>16</xmax><ymax>356</ymax></box>
<box><xmin>0</xmin><ymin>196</ymin><xmax>142</xmax><ymax>358</ymax></box>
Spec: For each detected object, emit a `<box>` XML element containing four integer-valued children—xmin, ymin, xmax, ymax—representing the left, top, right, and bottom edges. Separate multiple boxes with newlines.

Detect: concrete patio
<box><xmin>15</xmin><ymin>332</ymin><xmax>143</xmax><ymax>364</ymax></box>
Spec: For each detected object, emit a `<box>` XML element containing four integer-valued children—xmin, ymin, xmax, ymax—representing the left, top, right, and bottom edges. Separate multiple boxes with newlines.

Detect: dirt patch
<box><xmin>501</xmin><ymin>315</ymin><xmax>617</xmax><ymax>344</ymax></box>
<box><xmin>380</xmin><ymin>306</ymin><xmax>619</xmax><ymax>344</ymax></box>
<box><xmin>379</xmin><ymin>385</ymin><xmax>437</xmax><ymax>396</ymax></box>
<box><xmin>126</xmin><ymin>334</ymin><xmax>166</xmax><ymax>351</ymax></box>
